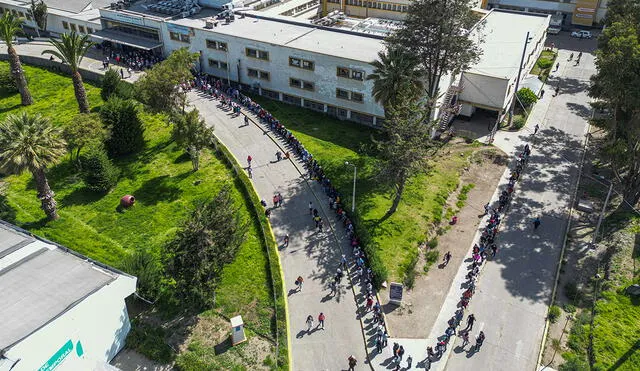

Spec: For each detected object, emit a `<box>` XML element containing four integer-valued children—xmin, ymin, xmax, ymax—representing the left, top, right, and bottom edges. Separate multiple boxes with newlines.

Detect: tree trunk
<box><xmin>71</xmin><ymin>69</ymin><xmax>90</xmax><ymax>114</ymax></box>
<box><xmin>7</xmin><ymin>44</ymin><xmax>33</xmax><ymax>106</ymax></box>
<box><xmin>381</xmin><ymin>175</ymin><xmax>407</xmax><ymax>221</ymax></box>
<box><xmin>31</xmin><ymin>167</ymin><xmax>59</xmax><ymax>220</ymax></box>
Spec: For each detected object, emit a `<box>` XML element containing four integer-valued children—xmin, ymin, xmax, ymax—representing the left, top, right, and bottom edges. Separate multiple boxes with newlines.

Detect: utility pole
<box><xmin>592</xmin><ymin>182</ymin><xmax>614</xmax><ymax>246</ymax></box>
<box><xmin>509</xmin><ymin>31</ymin><xmax>531</xmax><ymax>126</ymax></box>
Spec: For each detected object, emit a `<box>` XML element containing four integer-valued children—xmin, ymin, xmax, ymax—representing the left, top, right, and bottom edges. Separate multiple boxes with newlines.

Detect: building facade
<box><xmin>486</xmin><ymin>0</ymin><xmax>609</xmax><ymax>27</ymax></box>
<box><xmin>0</xmin><ymin>222</ymin><xmax>137</xmax><ymax>371</ymax></box>
<box><xmin>321</xmin><ymin>0</ymin><xmax>486</xmax><ymax>20</ymax></box>
<box><xmin>0</xmin><ymin>0</ymin><xmax>105</xmax><ymax>37</ymax></box>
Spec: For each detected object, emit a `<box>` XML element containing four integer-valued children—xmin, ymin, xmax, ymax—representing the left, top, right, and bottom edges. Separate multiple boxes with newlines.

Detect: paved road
<box><xmin>437</xmin><ymin>42</ymin><xmax>595</xmax><ymax>370</ymax></box>
<box><xmin>188</xmin><ymin>92</ymin><xmax>372</xmax><ymax>371</ymax></box>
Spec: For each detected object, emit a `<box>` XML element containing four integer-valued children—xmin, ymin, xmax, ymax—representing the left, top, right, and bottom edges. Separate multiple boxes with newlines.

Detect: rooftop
<box><xmin>171</xmin><ymin>13</ymin><xmax>386</xmax><ymax>62</ymax></box>
<box><xmin>467</xmin><ymin>10</ymin><xmax>551</xmax><ymax>79</ymax></box>
<box><xmin>0</xmin><ymin>221</ymin><xmax>132</xmax><ymax>352</ymax></box>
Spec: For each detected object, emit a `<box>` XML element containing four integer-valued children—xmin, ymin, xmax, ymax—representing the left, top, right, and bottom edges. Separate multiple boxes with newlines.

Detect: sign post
<box><xmin>389</xmin><ymin>282</ymin><xmax>404</xmax><ymax>306</ymax></box>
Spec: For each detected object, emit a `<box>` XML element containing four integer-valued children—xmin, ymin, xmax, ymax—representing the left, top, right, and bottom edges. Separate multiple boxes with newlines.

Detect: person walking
<box><xmin>533</xmin><ymin>216</ymin><xmax>541</xmax><ymax>230</ymax></box>
<box><xmin>461</xmin><ymin>331</ymin><xmax>470</xmax><ymax>347</ymax></box>
<box><xmin>534</xmin><ymin>123</ymin><xmax>539</xmax><ymax>135</ymax></box>
<box><xmin>555</xmin><ymin>62</ymin><xmax>559</xmax><ymax>72</ymax></box>
<box><xmin>375</xmin><ymin>337</ymin><xmax>383</xmax><ymax>353</ymax></box>
<box><xmin>398</xmin><ymin>345</ymin><xmax>405</xmax><ymax>362</ymax></box>
<box><xmin>306</xmin><ymin>315</ymin><xmax>314</xmax><ymax>332</ymax></box>
<box><xmin>317</xmin><ymin>312</ymin><xmax>325</xmax><ymax>329</ymax></box>
<box><xmin>247</xmin><ymin>166</ymin><xmax>252</xmax><ymax>179</ymax></box>
<box><xmin>443</xmin><ymin>251</ymin><xmax>452</xmax><ymax>267</ymax></box>
<box><xmin>247</xmin><ymin>155</ymin><xmax>252</xmax><ymax>167</ymax></box>
<box><xmin>273</xmin><ymin>195</ymin><xmax>279</xmax><ymax>208</ymax></box>
<box><xmin>406</xmin><ymin>355</ymin><xmax>413</xmax><ymax>369</ymax></box>
<box><xmin>554</xmin><ymin>85</ymin><xmax>560</xmax><ymax>96</ymax></box>
<box><xmin>283</xmin><ymin>234</ymin><xmax>289</xmax><ymax>247</ymax></box>
<box><xmin>465</xmin><ymin>314</ymin><xmax>476</xmax><ymax>331</ymax></box>
<box><xmin>296</xmin><ymin>276</ymin><xmax>304</xmax><ymax>291</ymax></box>
<box><xmin>348</xmin><ymin>355</ymin><xmax>357</xmax><ymax>371</ymax></box>
<box><xmin>309</xmin><ymin>201</ymin><xmax>313</xmax><ymax>215</ymax></box>
<box><xmin>120</xmin><ymin>68</ymin><xmax>125</xmax><ymax>79</ymax></box>
<box><xmin>244</xmin><ymin>115</ymin><xmax>249</xmax><ymax>126</ymax></box>
<box><xmin>475</xmin><ymin>331</ymin><xmax>486</xmax><ymax>351</ymax></box>
<box><xmin>568</xmin><ymin>52</ymin><xmax>574</xmax><ymax>61</ymax></box>
<box><xmin>392</xmin><ymin>342</ymin><xmax>399</xmax><ymax>362</ymax></box>
<box><xmin>483</xmin><ymin>202</ymin><xmax>490</xmax><ymax>216</ymax></box>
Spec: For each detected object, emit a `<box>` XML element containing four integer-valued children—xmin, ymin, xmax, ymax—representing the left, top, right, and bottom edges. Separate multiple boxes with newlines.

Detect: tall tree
<box><xmin>171</xmin><ymin>109</ymin><xmax>214</xmax><ymax>171</ymax></box>
<box><xmin>376</xmin><ymin>93</ymin><xmax>439</xmax><ymax>220</ymax></box>
<box><xmin>589</xmin><ymin>13</ymin><xmax>640</xmax><ymax>205</ymax></box>
<box><xmin>100</xmin><ymin>68</ymin><xmax>122</xmax><ymax>101</ymax></box>
<box><xmin>367</xmin><ymin>47</ymin><xmax>424</xmax><ymax>110</ymax></box>
<box><xmin>0</xmin><ymin>12</ymin><xmax>33</xmax><ymax>106</ymax></box>
<box><xmin>387</xmin><ymin>0</ymin><xmax>481</xmax><ymax>105</ymax></box>
<box><xmin>165</xmin><ymin>186</ymin><xmax>248</xmax><ymax>309</ymax></box>
<box><xmin>62</xmin><ymin>113</ymin><xmax>109</xmax><ymax>164</ymax></box>
<box><xmin>0</xmin><ymin>112</ymin><xmax>66</xmax><ymax>220</ymax></box>
<box><xmin>135</xmin><ymin>48</ymin><xmax>199</xmax><ymax>113</ymax></box>
<box><xmin>42</xmin><ymin>32</ymin><xmax>94</xmax><ymax>113</ymax></box>
<box><xmin>29</xmin><ymin>0</ymin><xmax>47</xmax><ymax>36</ymax></box>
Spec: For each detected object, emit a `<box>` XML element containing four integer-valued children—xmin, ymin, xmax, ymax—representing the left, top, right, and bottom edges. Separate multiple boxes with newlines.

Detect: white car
<box><xmin>571</xmin><ymin>30</ymin><xmax>592</xmax><ymax>39</ymax></box>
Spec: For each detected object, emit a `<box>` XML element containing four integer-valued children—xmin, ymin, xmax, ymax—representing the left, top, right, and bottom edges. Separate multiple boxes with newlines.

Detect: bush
<box><xmin>549</xmin><ymin>305</ymin><xmax>562</xmax><ymax>323</ymax></box>
<box><xmin>563</xmin><ymin>303</ymin><xmax>577</xmax><ymax>313</ymax></box>
<box><xmin>101</xmin><ymin>97</ymin><xmax>145</xmax><ymax>157</ymax></box>
<box><xmin>565</xmin><ymin>281</ymin><xmax>584</xmax><ymax>305</ymax></box>
<box><xmin>512</xmin><ymin>115</ymin><xmax>526</xmax><ymax>130</ymax></box>
<box><xmin>81</xmin><ymin>146</ymin><xmax>120</xmax><ymax>192</ymax></box>
<box><xmin>537</xmin><ymin>58</ymin><xmax>554</xmax><ymax>69</ymax></box>
<box><xmin>0</xmin><ymin>66</ymin><xmax>17</xmax><ymax>94</ymax></box>
<box><xmin>517</xmin><ymin>87</ymin><xmax>538</xmax><ymax>108</ymax></box>
<box><xmin>126</xmin><ymin>320</ymin><xmax>175</xmax><ymax>363</ymax></box>
<box><xmin>101</xmin><ymin>68</ymin><xmax>121</xmax><ymax>101</ymax></box>
<box><xmin>559</xmin><ymin>352</ymin><xmax>589</xmax><ymax>371</ymax></box>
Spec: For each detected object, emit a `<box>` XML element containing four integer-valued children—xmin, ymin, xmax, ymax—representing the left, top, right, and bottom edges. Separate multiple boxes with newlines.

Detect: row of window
<box><xmin>206</xmin><ymin>39</ymin><xmax>228</xmax><ymax>51</ymax></box>
<box><xmin>169</xmin><ymin>32</ymin><xmax>190</xmax><ymax>43</ymax></box>
<box><xmin>344</xmin><ymin>0</ymin><xmax>409</xmax><ymax>12</ymax></box>
<box><xmin>336</xmin><ymin>88</ymin><xmax>364</xmax><ymax>103</ymax></box>
<box><xmin>0</xmin><ymin>8</ymin><xmax>32</xmax><ymax>21</ymax></box>
<box><xmin>246</xmin><ymin>47</ymin><xmax>269</xmax><ymax>61</ymax></box>
<box><xmin>62</xmin><ymin>21</ymin><xmax>94</xmax><ymax>34</ymax></box>
<box><xmin>208</xmin><ymin>58</ymin><xmax>228</xmax><ymax>70</ymax></box>
<box><xmin>247</xmin><ymin>68</ymin><xmax>270</xmax><ymax>80</ymax></box>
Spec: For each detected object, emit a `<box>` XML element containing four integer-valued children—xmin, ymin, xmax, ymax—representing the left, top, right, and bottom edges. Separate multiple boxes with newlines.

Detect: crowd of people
<box><xmin>187</xmin><ymin>72</ymin><xmax>384</xmax><ymax>369</ymax></box>
<box><xmin>99</xmin><ymin>45</ymin><xmax>164</xmax><ymax>72</ymax></box>
<box><xmin>423</xmin><ymin>142</ymin><xmax>534</xmax><ymax>368</ymax></box>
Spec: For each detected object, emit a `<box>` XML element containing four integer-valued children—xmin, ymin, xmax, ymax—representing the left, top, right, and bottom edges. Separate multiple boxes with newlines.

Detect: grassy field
<box><xmin>0</xmin><ymin>63</ymin><xmax>277</xmax><ymax>368</ymax></box>
<box><xmin>251</xmin><ymin>97</ymin><xmax>473</xmax><ymax>282</ymax></box>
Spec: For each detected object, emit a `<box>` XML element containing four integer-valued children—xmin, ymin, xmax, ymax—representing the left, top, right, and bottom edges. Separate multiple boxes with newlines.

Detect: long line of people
<box><xmin>425</xmin><ymin>143</ymin><xmax>531</xmax><ymax>366</ymax></box>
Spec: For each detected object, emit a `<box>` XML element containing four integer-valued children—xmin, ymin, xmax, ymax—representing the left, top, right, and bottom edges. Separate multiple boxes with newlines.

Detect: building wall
<box><xmin>0</xmin><ymin>2</ymin><xmax>101</xmax><ymax>36</ymax></box>
<box><xmin>3</xmin><ymin>275</ymin><xmax>136</xmax><ymax>371</ymax></box>
<box><xmin>324</xmin><ymin>0</ymin><xmax>409</xmax><ymax>20</ymax></box>
<box><xmin>459</xmin><ymin>72</ymin><xmax>509</xmax><ymax>113</ymax></box>
<box><xmin>486</xmin><ymin>0</ymin><xmax>608</xmax><ymax>25</ymax></box>
<box><xmin>161</xmin><ymin>23</ymin><xmax>385</xmax><ymax>125</ymax></box>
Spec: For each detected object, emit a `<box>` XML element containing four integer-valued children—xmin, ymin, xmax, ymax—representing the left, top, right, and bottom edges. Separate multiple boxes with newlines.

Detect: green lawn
<box><xmin>0</xmin><ymin>63</ymin><xmax>276</xmax><ymax>366</ymax></box>
<box><xmin>251</xmin><ymin>97</ymin><xmax>472</xmax><ymax>282</ymax></box>
<box><xmin>531</xmin><ymin>50</ymin><xmax>557</xmax><ymax>82</ymax></box>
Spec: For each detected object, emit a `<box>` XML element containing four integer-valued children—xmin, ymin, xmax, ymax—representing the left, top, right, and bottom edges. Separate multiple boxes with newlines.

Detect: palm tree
<box><xmin>0</xmin><ymin>112</ymin><xmax>66</xmax><ymax>220</ymax></box>
<box><xmin>0</xmin><ymin>12</ymin><xmax>33</xmax><ymax>106</ymax></box>
<box><xmin>367</xmin><ymin>47</ymin><xmax>424</xmax><ymax>110</ymax></box>
<box><xmin>42</xmin><ymin>32</ymin><xmax>94</xmax><ymax>113</ymax></box>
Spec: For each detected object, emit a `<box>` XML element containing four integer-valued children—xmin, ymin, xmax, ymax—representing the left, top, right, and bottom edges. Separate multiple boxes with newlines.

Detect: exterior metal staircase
<box><xmin>436</xmin><ymin>77</ymin><xmax>463</xmax><ymax>133</ymax></box>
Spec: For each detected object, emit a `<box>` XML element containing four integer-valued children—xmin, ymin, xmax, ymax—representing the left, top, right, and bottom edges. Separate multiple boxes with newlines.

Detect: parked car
<box><xmin>547</xmin><ymin>26</ymin><xmax>562</xmax><ymax>35</ymax></box>
<box><xmin>571</xmin><ymin>30</ymin><xmax>592</xmax><ymax>38</ymax></box>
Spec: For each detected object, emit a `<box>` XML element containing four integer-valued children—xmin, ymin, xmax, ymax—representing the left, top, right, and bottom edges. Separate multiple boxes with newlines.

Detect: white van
<box><xmin>547</xmin><ymin>26</ymin><xmax>561</xmax><ymax>35</ymax></box>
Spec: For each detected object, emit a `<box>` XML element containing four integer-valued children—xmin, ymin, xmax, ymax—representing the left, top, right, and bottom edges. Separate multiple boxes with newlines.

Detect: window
<box><xmin>248</xmin><ymin>68</ymin><xmax>269</xmax><ymax>80</ymax></box>
<box><xmin>351</xmin><ymin>111</ymin><xmax>374</xmax><ymax>125</ymax></box>
<box><xmin>289</xmin><ymin>77</ymin><xmax>301</xmax><ymax>87</ymax></box>
<box><xmin>62</xmin><ymin>21</ymin><xmax>69</xmax><ymax>30</ymax></box>
<box><xmin>289</xmin><ymin>57</ymin><xmax>301</xmax><ymax>68</ymax></box>
<box><xmin>218</xmin><ymin>42</ymin><xmax>227</xmax><ymax>51</ymax></box>
<box><xmin>18</xmin><ymin>12</ymin><xmax>24</xmax><ymax>18</ymax></box>
<box><xmin>70</xmin><ymin>24</ymin><xmax>76</xmax><ymax>32</ymax></box>
<box><xmin>180</xmin><ymin>34</ymin><xmax>190</xmax><ymax>43</ymax></box>
<box><xmin>337</xmin><ymin>67</ymin><xmax>350</xmax><ymax>78</ymax></box>
<box><xmin>87</xmin><ymin>27</ymin><xmax>94</xmax><ymax>34</ymax></box>
<box><xmin>206</xmin><ymin>39</ymin><xmax>217</xmax><ymax>49</ymax></box>
<box><xmin>304</xmin><ymin>99</ymin><xmax>325</xmax><ymax>112</ymax></box>
<box><xmin>219</xmin><ymin>61</ymin><xmax>228</xmax><ymax>70</ymax></box>
<box><xmin>302</xmin><ymin>81</ymin><xmax>314</xmax><ymax>91</ymax></box>
<box><xmin>351</xmin><ymin>70</ymin><xmax>364</xmax><ymax>81</ymax></box>
<box><xmin>246</xmin><ymin>48</ymin><xmax>269</xmax><ymax>60</ymax></box>
<box><xmin>351</xmin><ymin>92</ymin><xmax>364</xmax><ymax>103</ymax></box>
<box><xmin>290</xmin><ymin>78</ymin><xmax>314</xmax><ymax>91</ymax></box>
<box><xmin>302</xmin><ymin>60</ymin><xmax>314</xmax><ymax>70</ymax></box>
<box><xmin>261</xmin><ymin>88</ymin><xmax>279</xmax><ymax>100</ymax></box>
<box><xmin>78</xmin><ymin>25</ymin><xmax>85</xmax><ymax>33</ymax></box>
<box><xmin>336</xmin><ymin>88</ymin><xmax>350</xmax><ymax>100</ymax></box>
<box><xmin>282</xmin><ymin>94</ymin><xmax>302</xmax><ymax>106</ymax></box>
<box><xmin>25</xmin><ymin>12</ymin><xmax>32</xmax><ymax>20</ymax></box>
<box><xmin>170</xmin><ymin>32</ymin><xmax>180</xmax><ymax>41</ymax></box>
<box><xmin>208</xmin><ymin>59</ymin><xmax>227</xmax><ymax>70</ymax></box>
<box><xmin>208</xmin><ymin>59</ymin><xmax>219</xmax><ymax>68</ymax></box>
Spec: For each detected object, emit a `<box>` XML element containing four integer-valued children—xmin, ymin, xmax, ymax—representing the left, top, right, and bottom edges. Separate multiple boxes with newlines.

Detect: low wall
<box><xmin>0</xmin><ymin>54</ymin><xmax>104</xmax><ymax>83</ymax></box>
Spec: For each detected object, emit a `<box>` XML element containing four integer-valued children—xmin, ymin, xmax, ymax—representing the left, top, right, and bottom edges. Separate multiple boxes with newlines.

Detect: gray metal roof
<box><xmin>0</xmin><ymin>222</ymin><xmax>118</xmax><ymax>352</ymax></box>
<box><xmin>41</xmin><ymin>0</ymin><xmax>113</xmax><ymax>14</ymax></box>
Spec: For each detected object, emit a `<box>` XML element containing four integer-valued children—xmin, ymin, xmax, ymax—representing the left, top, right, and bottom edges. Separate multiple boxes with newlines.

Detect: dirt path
<box><xmin>382</xmin><ymin>147</ymin><xmax>508</xmax><ymax>338</ymax></box>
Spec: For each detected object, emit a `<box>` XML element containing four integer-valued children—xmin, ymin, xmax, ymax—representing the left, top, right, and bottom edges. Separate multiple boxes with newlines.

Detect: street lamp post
<box><xmin>345</xmin><ymin>161</ymin><xmax>356</xmax><ymax>213</ymax></box>
<box><xmin>509</xmin><ymin>31</ymin><xmax>532</xmax><ymax>126</ymax></box>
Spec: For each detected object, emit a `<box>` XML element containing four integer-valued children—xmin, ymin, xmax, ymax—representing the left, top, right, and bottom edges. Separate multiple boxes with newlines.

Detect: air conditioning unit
<box><xmin>205</xmin><ymin>19</ymin><xmax>215</xmax><ymax>28</ymax></box>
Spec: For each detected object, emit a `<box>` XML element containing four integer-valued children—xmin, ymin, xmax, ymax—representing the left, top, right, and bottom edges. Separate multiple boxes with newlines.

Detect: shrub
<box><xmin>549</xmin><ymin>305</ymin><xmax>562</xmax><ymax>323</ymax></box>
<box><xmin>563</xmin><ymin>303</ymin><xmax>576</xmax><ymax>313</ymax></box>
<box><xmin>428</xmin><ymin>237</ymin><xmax>439</xmax><ymax>249</ymax></box>
<box><xmin>126</xmin><ymin>320</ymin><xmax>175</xmax><ymax>363</ymax></box>
<box><xmin>564</xmin><ymin>281</ymin><xmax>583</xmax><ymax>305</ymax></box>
<box><xmin>101</xmin><ymin>97</ymin><xmax>145</xmax><ymax>157</ymax></box>
<box><xmin>402</xmin><ymin>250</ymin><xmax>419</xmax><ymax>288</ymax></box>
<box><xmin>0</xmin><ymin>66</ymin><xmax>17</xmax><ymax>94</ymax></box>
<box><xmin>81</xmin><ymin>146</ymin><xmax>120</xmax><ymax>192</ymax></box>
<box><xmin>119</xmin><ymin>248</ymin><xmax>163</xmax><ymax>300</ymax></box>
<box><xmin>559</xmin><ymin>352</ymin><xmax>589</xmax><ymax>371</ymax></box>
<box><xmin>513</xmin><ymin>115</ymin><xmax>527</xmax><ymax>130</ymax></box>
<box><xmin>423</xmin><ymin>250</ymin><xmax>440</xmax><ymax>273</ymax></box>
<box><xmin>101</xmin><ymin>68</ymin><xmax>121</xmax><ymax>101</ymax></box>
<box><xmin>537</xmin><ymin>58</ymin><xmax>554</xmax><ymax>69</ymax></box>
<box><xmin>517</xmin><ymin>87</ymin><xmax>538</xmax><ymax>108</ymax></box>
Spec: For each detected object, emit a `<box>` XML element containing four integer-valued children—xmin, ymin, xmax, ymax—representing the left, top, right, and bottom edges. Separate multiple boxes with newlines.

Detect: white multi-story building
<box><xmin>0</xmin><ymin>0</ymin><xmax>105</xmax><ymax>37</ymax></box>
<box><xmin>486</xmin><ymin>0</ymin><xmax>609</xmax><ymax>27</ymax></box>
<box><xmin>0</xmin><ymin>221</ymin><xmax>137</xmax><ymax>371</ymax></box>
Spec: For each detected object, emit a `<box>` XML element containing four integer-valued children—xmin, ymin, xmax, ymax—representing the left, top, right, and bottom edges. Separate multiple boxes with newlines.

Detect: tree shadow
<box><xmin>0</xmin><ymin>103</ymin><xmax>21</xmax><ymax>114</ymax></box>
<box><xmin>133</xmin><ymin>175</ymin><xmax>184</xmax><ymax>205</ymax></box>
<box><xmin>60</xmin><ymin>187</ymin><xmax>109</xmax><ymax>207</ymax></box>
<box><xmin>173</xmin><ymin>152</ymin><xmax>191</xmax><ymax>164</ymax></box>
<box><xmin>0</xmin><ymin>194</ymin><xmax>17</xmax><ymax>223</ymax></box>
<box><xmin>213</xmin><ymin>336</ymin><xmax>233</xmax><ymax>355</ymax></box>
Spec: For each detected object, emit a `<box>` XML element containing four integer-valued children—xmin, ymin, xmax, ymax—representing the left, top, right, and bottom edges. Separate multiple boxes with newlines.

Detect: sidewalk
<box><xmin>188</xmin><ymin>92</ymin><xmax>373</xmax><ymax>370</ymax></box>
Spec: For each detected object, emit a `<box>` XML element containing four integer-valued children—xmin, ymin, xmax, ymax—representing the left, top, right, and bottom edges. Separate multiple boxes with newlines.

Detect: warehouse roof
<box><xmin>0</xmin><ymin>222</ymin><xmax>130</xmax><ymax>352</ymax></box>
<box><xmin>467</xmin><ymin>10</ymin><xmax>550</xmax><ymax>79</ymax></box>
